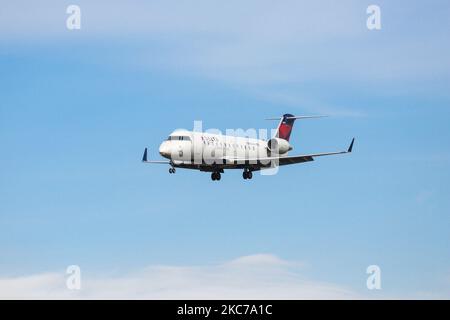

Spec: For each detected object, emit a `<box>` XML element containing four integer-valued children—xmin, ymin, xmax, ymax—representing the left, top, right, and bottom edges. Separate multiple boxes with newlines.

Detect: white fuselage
<box><xmin>159</xmin><ymin>130</ymin><xmax>271</xmax><ymax>165</ymax></box>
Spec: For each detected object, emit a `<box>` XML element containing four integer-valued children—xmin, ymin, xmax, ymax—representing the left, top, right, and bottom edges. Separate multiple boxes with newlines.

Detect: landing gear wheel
<box><xmin>169</xmin><ymin>168</ymin><xmax>176</xmax><ymax>174</ymax></box>
<box><xmin>211</xmin><ymin>172</ymin><xmax>221</xmax><ymax>181</ymax></box>
<box><xmin>243</xmin><ymin>170</ymin><xmax>252</xmax><ymax>180</ymax></box>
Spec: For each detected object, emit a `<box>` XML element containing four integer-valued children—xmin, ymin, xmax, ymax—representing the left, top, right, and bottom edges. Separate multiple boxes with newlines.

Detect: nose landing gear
<box><xmin>169</xmin><ymin>167</ymin><xmax>176</xmax><ymax>174</ymax></box>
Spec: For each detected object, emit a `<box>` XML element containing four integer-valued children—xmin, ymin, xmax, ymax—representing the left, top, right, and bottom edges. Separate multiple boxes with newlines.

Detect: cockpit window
<box><xmin>167</xmin><ymin>135</ymin><xmax>191</xmax><ymax>141</ymax></box>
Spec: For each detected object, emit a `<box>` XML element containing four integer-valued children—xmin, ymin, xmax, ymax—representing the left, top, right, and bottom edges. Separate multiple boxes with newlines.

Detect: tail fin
<box><xmin>276</xmin><ymin>114</ymin><xmax>296</xmax><ymax>141</ymax></box>
<box><xmin>266</xmin><ymin>114</ymin><xmax>328</xmax><ymax>142</ymax></box>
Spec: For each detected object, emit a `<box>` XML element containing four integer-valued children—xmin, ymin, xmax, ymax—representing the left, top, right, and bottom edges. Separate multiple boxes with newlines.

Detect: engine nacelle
<box><xmin>267</xmin><ymin>138</ymin><xmax>292</xmax><ymax>155</ymax></box>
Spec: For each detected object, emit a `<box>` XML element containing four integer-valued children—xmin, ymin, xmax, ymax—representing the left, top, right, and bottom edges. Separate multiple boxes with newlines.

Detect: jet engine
<box><xmin>267</xmin><ymin>138</ymin><xmax>292</xmax><ymax>155</ymax></box>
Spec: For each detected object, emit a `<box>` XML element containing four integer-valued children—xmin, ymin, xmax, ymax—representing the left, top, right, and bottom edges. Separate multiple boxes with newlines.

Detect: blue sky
<box><xmin>1</xmin><ymin>0</ymin><xmax>450</xmax><ymax>298</ymax></box>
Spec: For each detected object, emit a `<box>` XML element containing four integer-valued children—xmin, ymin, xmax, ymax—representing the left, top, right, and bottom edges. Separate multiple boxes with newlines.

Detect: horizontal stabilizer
<box><xmin>265</xmin><ymin>115</ymin><xmax>328</xmax><ymax>121</ymax></box>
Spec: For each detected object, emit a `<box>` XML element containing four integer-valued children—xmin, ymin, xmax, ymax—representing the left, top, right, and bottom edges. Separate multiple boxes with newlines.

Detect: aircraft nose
<box><xmin>159</xmin><ymin>142</ymin><xmax>171</xmax><ymax>159</ymax></box>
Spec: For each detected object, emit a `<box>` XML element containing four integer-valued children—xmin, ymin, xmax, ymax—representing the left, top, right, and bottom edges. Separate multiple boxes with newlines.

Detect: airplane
<box><xmin>142</xmin><ymin>114</ymin><xmax>354</xmax><ymax>181</ymax></box>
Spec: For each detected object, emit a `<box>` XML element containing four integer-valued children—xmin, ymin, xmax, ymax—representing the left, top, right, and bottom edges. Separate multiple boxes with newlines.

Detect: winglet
<box><xmin>142</xmin><ymin>148</ymin><xmax>148</xmax><ymax>162</ymax></box>
<box><xmin>347</xmin><ymin>138</ymin><xmax>355</xmax><ymax>153</ymax></box>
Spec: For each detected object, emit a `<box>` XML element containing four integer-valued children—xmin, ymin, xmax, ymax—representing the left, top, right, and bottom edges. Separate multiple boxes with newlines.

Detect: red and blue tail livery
<box><xmin>276</xmin><ymin>113</ymin><xmax>296</xmax><ymax>141</ymax></box>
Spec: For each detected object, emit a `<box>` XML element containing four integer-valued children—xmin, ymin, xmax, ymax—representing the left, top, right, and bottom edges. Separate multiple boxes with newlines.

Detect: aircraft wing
<box><xmin>277</xmin><ymin>148</ymin><xmax>351</xmax><ymax>166</ymax></box>
<box><xmin>142</xmin><ymin>148</ymin><xmax>171</xmax><ymax>164</ymax></box>
<box><xmin>222</xmin><ymin>138</ymin><xmax>354</xmax><ymax>168</ymax></box>
<box><xmin>142</xmin><ymin>160</ymin><xmax>171</xmax><ymax>164</ymax></box>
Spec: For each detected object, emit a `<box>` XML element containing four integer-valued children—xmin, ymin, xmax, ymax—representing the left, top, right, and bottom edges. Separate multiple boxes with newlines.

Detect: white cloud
<box><xmin>2</xmin><ymin>0</ymin><xmax>449</xmax><ymax>113</ymax></box>
<box><xmin>0</xmin><ymin>254</ymin><xmax>360</xmax><ymax>299</ymax></box>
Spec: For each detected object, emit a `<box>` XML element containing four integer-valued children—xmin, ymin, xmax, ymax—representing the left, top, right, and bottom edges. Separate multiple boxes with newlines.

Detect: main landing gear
<box><xmin>169</xmin><ymin>167</ymin><xmax>176</xmax><ymax>174</ymax></box>
<box><xmin>211</xmin><ymin>172</ymin><xmax>221</xmax><ymax>181</ymax></box>
<box><xmin>243</xmin><ymin>169</ymin><xmax>253</xmax><ymax>180</ymax></box>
